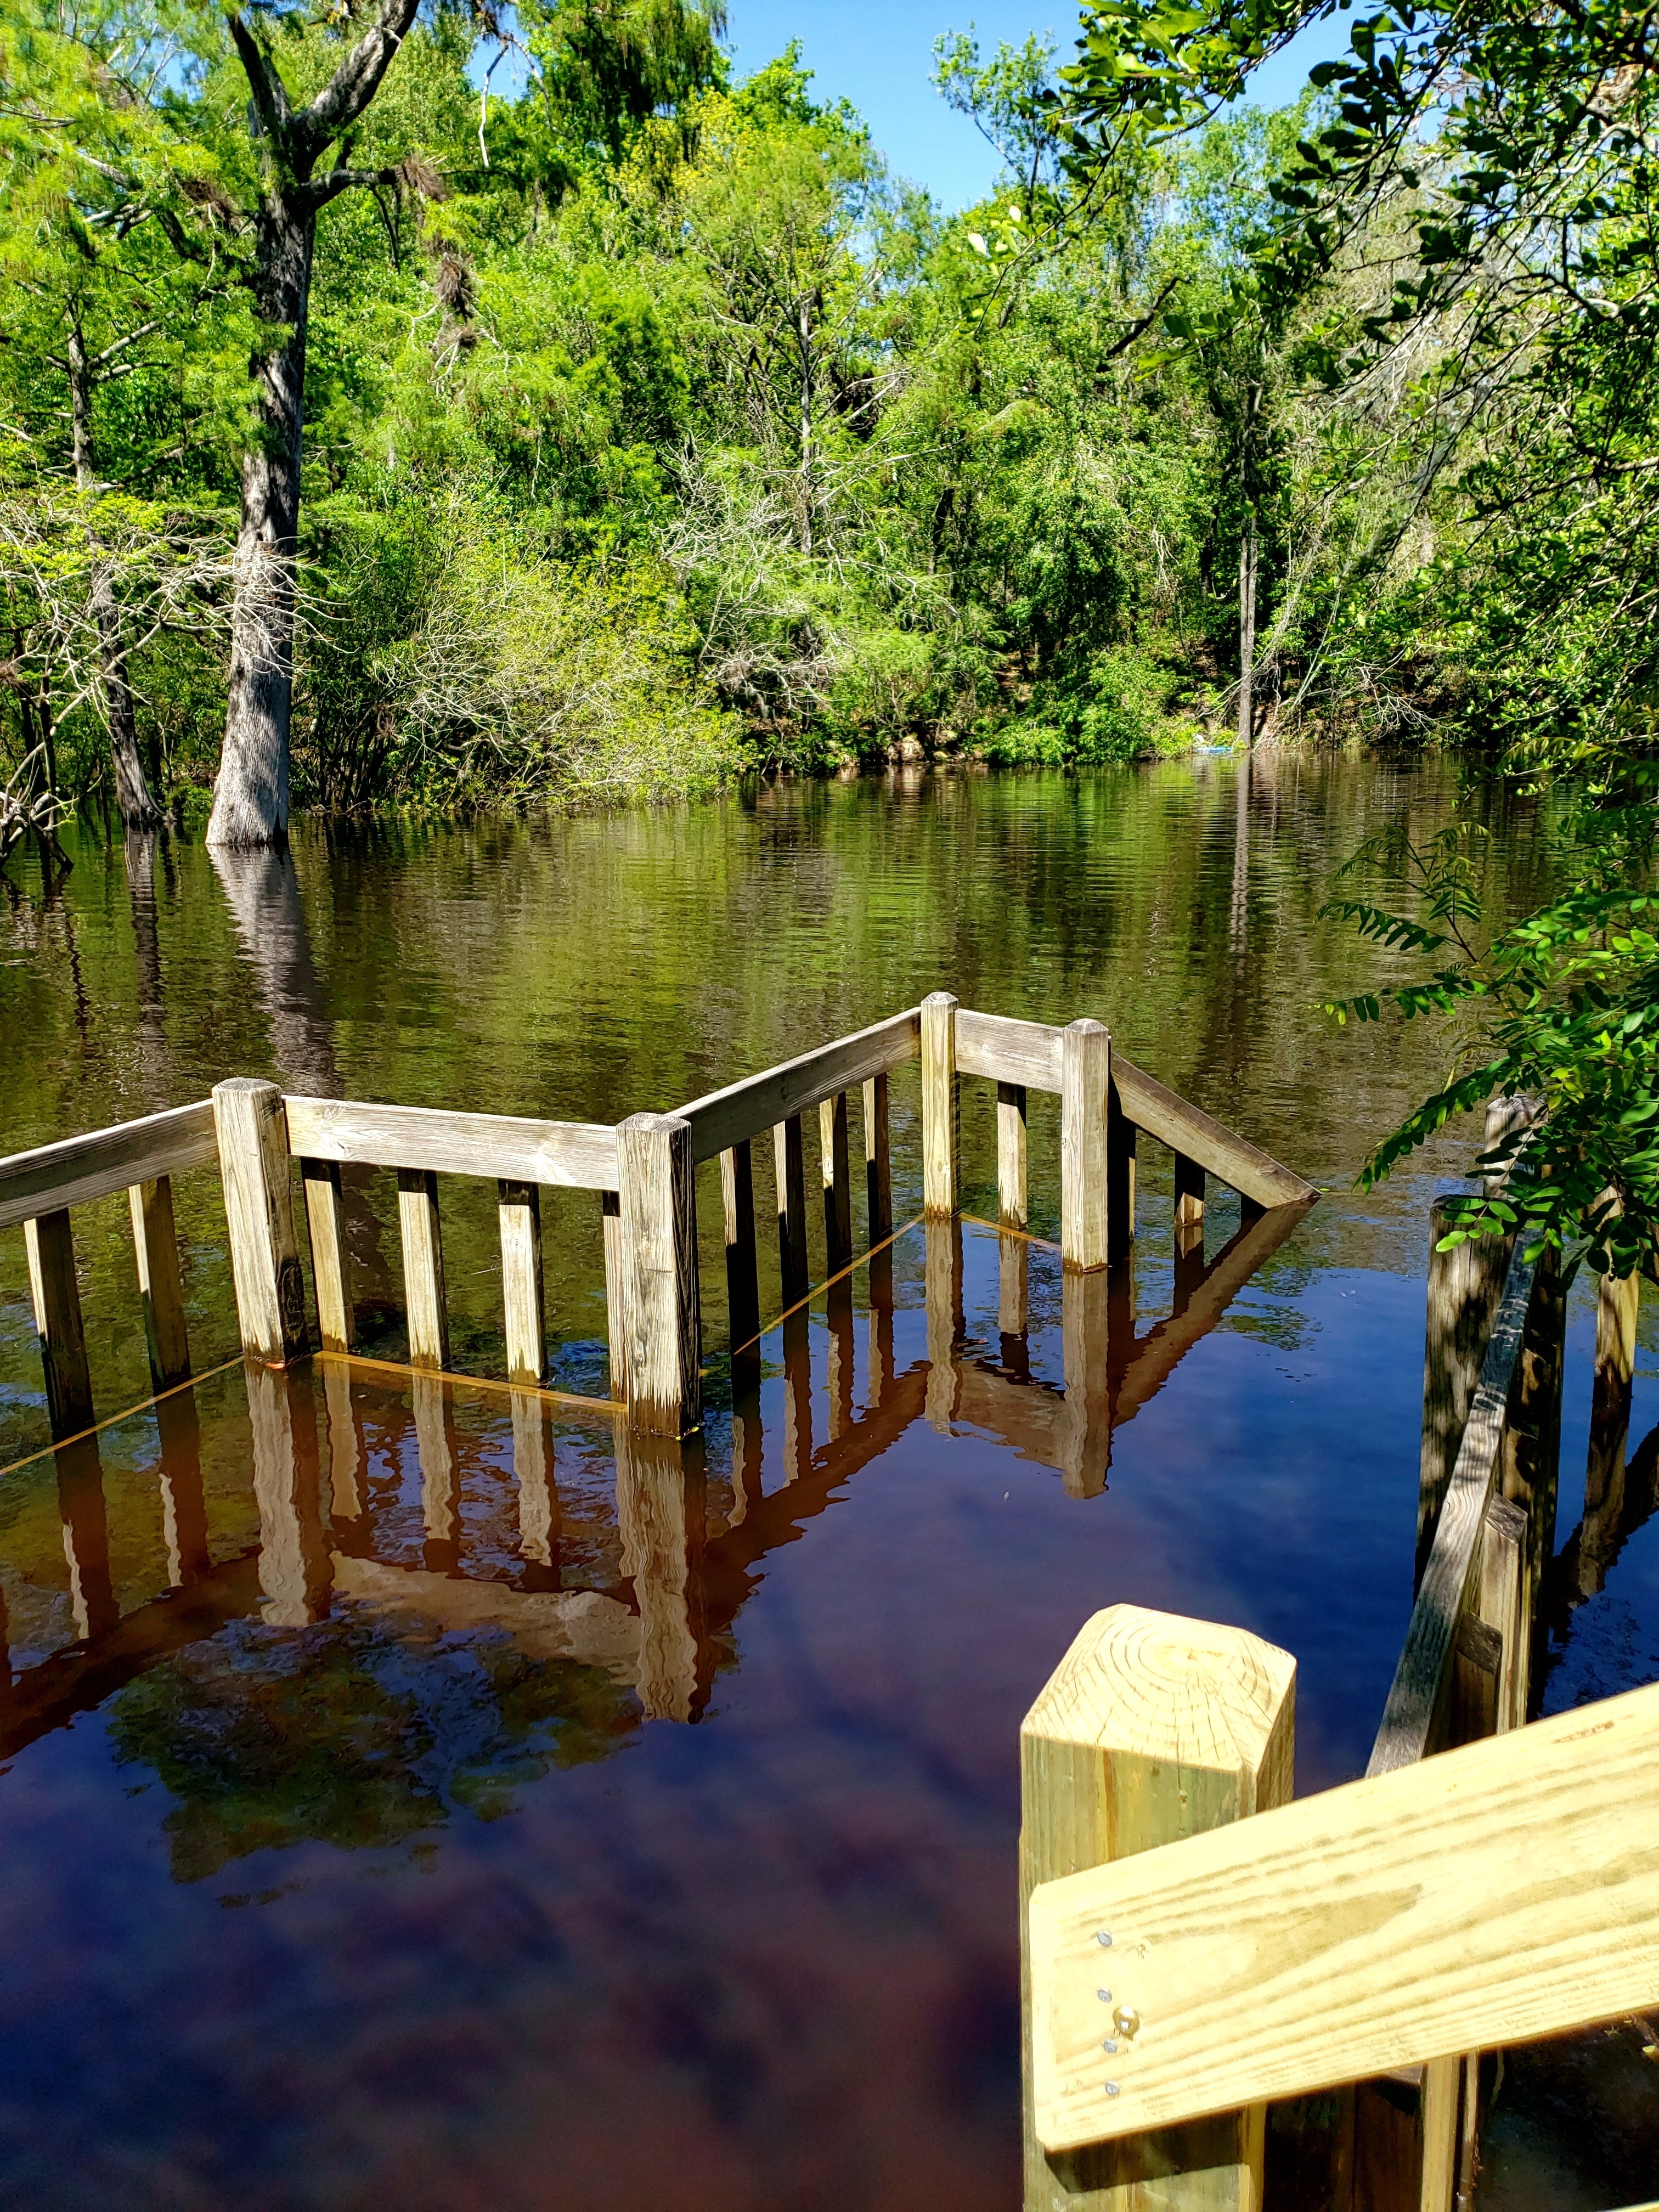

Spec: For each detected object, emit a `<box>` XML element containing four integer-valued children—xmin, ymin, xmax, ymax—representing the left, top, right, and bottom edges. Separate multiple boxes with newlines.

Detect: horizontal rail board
<box><xmin>1368</xmin><ymin>1246</ymin><xmax>1537</xmax><ymax>1776</ymax></box>
<box><xmin>1030</xmin><ymin>1674</ymin><xmax>1659</xmax><ymax>2151</ymax></box>
<box><xmin>283</xmin><ymin>1097</ymin><xmax>619</xmax><ymax>1192</ymax></box>
<box><xmin>953</xmin><ymin>1009</ymin><xmax>1316</xmax><ymax>1207</ymax></box>
<box><xmin>0</xmin><ymin>1101</ymin><xmax>218</xmax><ymax>1231</ymax></box>
<box><xmin>675</xmin><ymin>1009</ymin><xmax>921</xmax><ymax>1165</ymax></box>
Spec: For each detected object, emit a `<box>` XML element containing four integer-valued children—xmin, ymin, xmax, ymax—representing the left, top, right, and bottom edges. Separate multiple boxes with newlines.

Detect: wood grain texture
<box><xmin>617</xmin><ymin>1113</ymin><xmax>702</xmax><ymax>1438</ymax></box>
<box><xmin>1021</xmin><ymin>1604</ymin><xmax>1296</xmax><ymax>2211</ymax></box>
<box><xmin>397</xmin><ymin>1168</ymin><xmax>450</xmax><ymax>1372</ymax></box>
<box><xmin>863</xmin><ymin>1072</ymin><xmax>892</xmax><ymax>1241</ymax></box>
<box><xmin>998</xmin><ymin>1081</ymin><xmax>1029</xmax><ymax>1231</ymax></box>
<box><xmin>774</xmin><ymin>1114</ymin><xmax>810</xmax><ymax>1305</ymax></box>
<box><xmin>820</xmin><ymin>1090</ymin><xmax>852</xmax><ymax>1271</ymax></box>
<box><xmin>957</xmin><ymin>1007</ymin><xmax>1064</xmax><ymax>1091</ymax></box>
<box><xmin>1477</xmin><ymin>1496</ymin><xmax>1528</xmax><ymax>1735</ymax></box>
<box><xmin>0</xmin><ymin>1099</ymin><xmax>217</xmax><ymax>1232</ymax></box>
<box><xmin>675</xmin><ymin>1009</ymin><xmax>920</xmax><ymax>1165</ymax></box>
<box><xmin>1000</xmin><ymin>1231</ymin><xmax>1029</xmax><ymax>1338</ymax></box>
<box><xmin>301</xmin><ymin>1157</ymin><xmax>353</xmax><ymax>1353</ymax></box>
<box><xmin>1030</xmin><ymin>1674</ymin><xmax>1659</xmax><ymax>2153</ymax></box>
<box><xmin>921</xmin><ymin>991</ymin><xmax>960</xmax><ymax>1217</ymax></box>
<box><xmin>1173</xmin><ymin>1154</ymin><xmax>1204</xmax><ymax>1249</ymax></box>
<box><xmin>127</xmin><ymin>1175</ymin><xmax>190</xmax><ymax>1390</ymax></box>
<box><xmin>1062</xmin><ymin>1020</ymin><xmax>1112</xmax><ymax>1273</ymax></box>
<box><xmin>213</xmin><ymin>1080</ymin><xmax>308</xmax><ymax>1365</ymax></box>
<box><xmin>283</xmin><ymin>1095</ymin><xmax>618</xmax><ymax>1191</ymax></box>
<box><xmin>498</xmin><ymin>1178</ymin><xmax>545</xmax><ymax>1386</ymax></box>
<box><xmin>602</xmin><ymin>1189</ymin><xmax>628</xmax><ymax>1405</ymax></box>
<box><xmin>720</xmin><ymin>1139</ymin><xmax>760</xmax><ymax>1356</ymax></box>
<box><xmin>1420</xmin><ymin>1199</ymin><xmax>1514</xmax><ymax>1587</ymax></box>
<box><xmin>1369</xmin><ymin>1247</ymin><xmax>1535</xmax><ymax>1778</ymax></box>
<box><xmin>924</xmin><ymin>1216</ymin><xmax>963</xmax><ymax>1433</ymax></box>
<box><xmin>24</xmin><ymin>1208</ymin><xmax>94</xmax><ymax>1437</ymax></box>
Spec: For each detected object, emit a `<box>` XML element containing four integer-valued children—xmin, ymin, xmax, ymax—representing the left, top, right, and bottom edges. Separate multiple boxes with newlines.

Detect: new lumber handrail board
<box><xmin>1028</xmin><ymin>1675</ymin><xmax>1659</xmax><ymax>2153</ymax></box>
<box><xmin>673</xmin><ymin>1008</ymin><xmax>921</xmax><ymax>1165</ymax></box>
<box><xmin>0</xmin><ymin>1101</ymin><xmax>218</xmax><ymax>1231</ymax></box>
<box><xmin>283</xmin><ymin>1096</ymin><xmax>620</xmax><ymax>1191</ymax></box>
<box><xmin>1368</xmin><ymin>1245</ymin><xmax>1538</xmax><ymax>1778</ymax></box>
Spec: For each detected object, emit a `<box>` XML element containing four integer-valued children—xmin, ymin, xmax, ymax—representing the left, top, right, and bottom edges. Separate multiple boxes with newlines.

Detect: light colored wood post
<box><xmin>1020</xmin><ymin>1602</ymin><xmax>1295</xmax><ymax>2212</ymax></box>
<box><xmin>616</xmin><ymin>1424</ymin><xmax>704</xmax><ymax>1720</ymax></box>
<box><xmin>602</xmin><ymin>1189</ymin><xmax>628</xmax><ymax>1403</ymax></box>
<box><xmin>24</xmin><ymin>1207</ymin><xmax>94</xmax><ymax>1438</ymax></box>
<box><xmin>821</xmin><ymin>1090</ymin><xmax>853</xmax><ymax>1272</ymax></box>
<box><xmin>921</xmin><ymin>990</ymin><xmax>959</xmax><ymax>1217</ymax></box>
<box><xmin>863</xmin><ymin>1071</ymin><xmax>893</xmax><ymax>1240</ymax></box>
<box><xmin>212</xmin><ymin>1077</ymin><xmax>308</xmax><ymax>1365</ymax></box>
<box><xmin>1477</xmin><ymin>1493</ymin><xmax>1528</xmax><ymax>1734</ymax></box>
<box><xmin>1107</xmin><ymin>1082</ymin><xmax>1136</xmax><ymax>1265</ymax></box>
<box><xmin>998</xmin><ymin>1081</ymin><xmax>1029</xmax><ymax>1231</ymax></box>
<box><xmin>397</xmin><ymin>1167</ymin><xmax>450</xmax><ymax>1371</ymax></box>
<box><xmin>246</xmin><ymin>1362</ymin><xmax>331</xmax><ymax>1627</ymax></box>
<box><xmin>498</xmin><ymin>1178</ymin><xmax>545</xmax><ymax>1386</ymax></box>
<box><xmin>1059</xmin><ymin>1268</ymin><xmax>1113</xmax><ymax>1499</ymax></box>
<box><xmin>1419</xmin><ymin>1197</ymin><xmax>1514</xmax><ymax>1588</ymax></box>
<box><xmin>300</xmin><ymin>1157</ymin><xmax>353</xmax><ymax>1353</ymax></box>
<box><xmin>617</xmin><ymin>1111</ymin><xmax>702</xmax><ymax>1438</ymax></box>
<box><xmin>925</xmin><ymin>1215</ymin><xmax>963</xmax><ymax>1432</ymax></box>
<box><xmin>1061</xmin><ymin>1019</ymin><xmax>1111</xmax><ymax>1273</ymax></box>
<box><xmin>128</xmin><ymin>1174</ymin><xmax>190</xmax><ymax>1390</ymax></box>
<box><xmin>774</xmin><ymin>1113</ymin><xmax>809</xmax><ymax>1304</ymax></box>
<box><xmin>1000</xmin><ymin>1233</ymin><xmax>1030</xmax><ymax>1340</ymax></box>
<box><xmin>720</xmin><ymin>1139</ymin><xmax>760</xmax><ymax>1361</ymax></box>
<box><xmin>1173</xmin><ymin>1153</ymin><xmax>1204</xmax><ymax>1253</ymax></box>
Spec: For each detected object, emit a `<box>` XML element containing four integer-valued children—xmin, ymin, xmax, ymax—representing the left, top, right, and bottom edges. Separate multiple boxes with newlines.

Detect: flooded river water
<box><xmin>0</xmin><ymin>760</ymin><xmax>1655</xmax><ymax>2208</ymax></box>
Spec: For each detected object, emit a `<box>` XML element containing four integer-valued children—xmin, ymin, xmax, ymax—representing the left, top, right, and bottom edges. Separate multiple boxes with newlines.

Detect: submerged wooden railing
<box><xmin>1020</xmin><ymin>1123</ymin><xmax>1655</xmax><ymax>2212</ymax></box>
<box><xmin>0</xmin><ymin>991</ymin><xmax>1315</xmax><ymax>1452</ymax></box>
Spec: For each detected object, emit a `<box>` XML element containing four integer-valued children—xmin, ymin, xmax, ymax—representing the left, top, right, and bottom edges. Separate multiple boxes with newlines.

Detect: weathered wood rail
<box><xmin>0</xmin><ymin>994</ymin><xmax>1314</xmax><ymax>1453</ymax></box>
<box><xmin>1020</xmin><ymin>1125</ymin><xmax>1654</xmax><ymax>2212</ymax></box>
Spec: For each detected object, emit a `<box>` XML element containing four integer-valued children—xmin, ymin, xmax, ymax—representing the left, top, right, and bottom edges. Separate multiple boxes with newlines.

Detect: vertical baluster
<box><xmin>720</xmin><ymin>1138</ymin><xmax>760</xmax><ymax>1365</ymax></box>
<box><xmin>397</xmin><ymin>1167</ymin><xmax>449</xmax><ymax>1371</ymax></box>
<box><xmin>997</xmin><ymin>1080</ymin><xmax>1028</xmax><ymax>1231</ymax></box>
<box><xmin>1107</xmin><ymin>1081</ymin><xmax>1136</xmax><ymax>1265</ymax></box>
<box><xmin>24</xmin><ymin>1207</ymin><xmax>93</xmax><ymax>1437</ymax></box>
<box><xmin>820</xmin><ymin>1090</ymin><xmax>852</xmax><ymax>1273</ymax></box>
<box><xmin>774</xmin><ymin>1113</ymin><xmax>809</xmax><ymax>1305</ymax></box>
<box><xmin>862</xmin><ymin>1070</ymin><xmax>892</xmax><ymax>1242</ymax></box>
<box><xmin>128</xmin><ymin>1173</ymin><xmax>190</xmax><ymax>1390</ymax></box>
<box><xmin>301</xmin><ymin>1156</ymin><xmax>354</xmax><ymax>1353</ymax></box>
<box><xmin>1173</xmin><ymin>1152</ymin><xmax>1205</xmax><ymax>1253</ymax></box>
<box><xmin>602</xmin><ymin>1188</ymin><xmax>628</xmax><ymax>1404</ymax></box>
<box><xmin>498</xmin><ymin>1178</ymin><xmax>545</xmax><ymax>1386</ymax></box>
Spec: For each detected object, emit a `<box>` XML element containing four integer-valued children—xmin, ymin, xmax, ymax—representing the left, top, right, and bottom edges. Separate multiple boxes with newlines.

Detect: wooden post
<box><xmin>1000</xmin><ymin>1233</ymin><xmax>1030</xmax><ymax>1340</ymax></box>
<box><xmin>602</xmin><ymin>1189</ymin><xmax>628</xmax><ymax>1404</ymax></box>
<box><xmin>820</xmin><ymin>1090</ymin><xmax>853</xmax><ymax>1272</ymax></box>
<box><xmin>212</xmin><ymin>1077</ymin><xmax>307</xmax><ymax>1365</ymax></box>
<box><xmin>397</xmin><ymin>1167</ymin><xmax>450</xmax><ymax>1372</ymax></box>
<box><xmin>1173</xmin><ymin>1153</ymin><xmax>1204</xmax><ymax>1254</ymax></box>
<box><xmin>616</xmin><ymin>1424</ymin><xmax>705</xmax><ymax>1721</ymax></box>
<box><xmin>774</xmin><ymin>1113</ymin><xmax>810</xmax><ymax>1305</ymax></box>
<box><xmin>1059</xmin><ymin>1268</ymin><xmax>1113</xmax><ymax>1500</ymax></box>
<box><xmin>921</xmin><ymin>990</ymin><xmax>959</xmax><ymax>1217</ymax></box>
<box><xmin>720</xmin><ymin>1138</ymin><xmax>760</xmax><ymax>1365</ymax></box>
<box><xmin>301</xmin><ymin>1157</ymin><xmax>353</xmax><ymax>1353</ymax></box>
<box><xmin>1107</xmin><ymin>1082</ymin><xmax>1136</xmax><ymax>1265</ymax></box>
<box><xmin>863</xmin><ymin>1071</ymin><xmax>893</xmax><ymax>1241</ymax></box>
<box><xmin>246</xmin><ymin>1361</ymin><xmax>331</xmax><ymax>1627</ymax></box>
<box><xmin>617</xmin><ymin>1111</ymin><xmax>702</xmax><ymax>1438</ymax></box>
<box><xmin>128</xmin><ymin>1175</ymin><xmax>190</xmax><ymax>1390</ymax></box>
<box><xmin>24</xmin><ymin>1207</ymin><xmax>94</xmax><ymax>1438</ymax></box>
<box><xmin>1584</xmin><ymin>1266</ymin><xmax>1640</xmax><ymax>1593</ymax></box>
<box><xmin>1061</xmin><ymin>1019</ymin><xmax>1111</xmax><ymax>1273</ymax></box>
<box><xmin>498</xmin><ymin>1178</ymin><xmax>545</xmax><ymax>1386</ymax></box>
<box><xmin>1020</xmin><ymin>1602</ymin><xmax>1295</xmax><ymax>2212</ymax></box>
<box><xmin>1419</xmin><ymin>1197</ymin><xmax>1514</xmax><ymax>1588</ymax></box>
<box><xmin>925</xmin><ymin>1215</ymin><xmax>963</xmax><ymax>1432</ymax></box>
<box><xmin>1477</xmin><ymin>1493</ymin><xmax>1528</xmax><ymax>1735</ymax></box>
<box><xmin>1501</xmin><ymin>1242</ymin><xmax>1565</xmax><ymax>1657</ymax></box>
<box><xmin>998</xmin><ymin>1081</ymin><xmax>1029</xmax><ymax>1231</ymax></box>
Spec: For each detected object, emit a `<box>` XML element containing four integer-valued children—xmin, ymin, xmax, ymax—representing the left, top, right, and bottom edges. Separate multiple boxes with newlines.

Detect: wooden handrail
<box><xmin>282</xmin><ymin>1094</ymin><xmax>619</xmax><ymax>1190</ymax></box>
<box><xmin>0</xmin><ymin>1101</ymin><xmax>217</xmax><ymax>1231</ymax></box>
<box><xmin>672</xmin><ymin>1007</ymin><xmax>921</xmax><ymax>1165</ymax></box>
<box><xmin>1028</xmin><ymin>1674</ymin><xmax>1659</xmax><ymax>2153</ymax></box>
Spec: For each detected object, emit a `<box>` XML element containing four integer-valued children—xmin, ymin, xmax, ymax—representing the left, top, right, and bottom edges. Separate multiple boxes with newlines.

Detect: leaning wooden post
<box><xmin>498</xmin><ymin>1178</ymin><xmax>545</xmax><ymax>1386</ymax></box>
<box><xmin>1021</xmin><ymin>1603</ymin><xmax>1295</xmax><ymax>2212</ymax></box>
<box><xmin>128</xmin><ymin>1175</ymin><xmax>191</xmax><ymax>1390</ymax></box>
<box><xmin>1419</xmin><ymin>1197</ymin><xmax>1513</xmax><ymax>1588</ymax></box>
<box><xmin>1060</xmin><ymin>1019</ymin><xmax>1111</xmax><ymax>1273</ymax></box>
<box><xmin>617</xmin><ymin>1111</ymin><xmax>702</xmax><ymax>1438</ymax></box>
<box><xmin>212</xmin><ymin>1078</ymin><xmax>308</xmax><ymax>1365</ymax></box>
<box><xmin>23</xmin><ymin>1208</ymin><xmax>94</xmax><ymax>1438</ymax></box>
<box><xmin>921</xmin><ymin>990</ymin><xmax>959</xmax><ymax>1217</ymax></box>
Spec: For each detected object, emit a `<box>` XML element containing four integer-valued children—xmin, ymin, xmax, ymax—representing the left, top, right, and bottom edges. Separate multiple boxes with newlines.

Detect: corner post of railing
<box><xmin>212</xmin><ymin>1078</ymin><xmax>308</xmax><ymax>1366</ymax></box>
<box><xmin>921</xmin><ymin>991</ymin><xmax>958</xmax><ymax>1216</ymax></box>
<box><xmin>1060</xmin><ymin>1018</ymin><xmax>1111</xmax><ymax>1272</ymax></box>
<box><xmin>1020</xmin><ymin>1602</ymin><xmax>1295</xmax><ymax>2211</ymax></box>
<box><xmin>616</xmin><ymin>1111</ymin><xmax>701</xmax><ymax>1438</ymax></box>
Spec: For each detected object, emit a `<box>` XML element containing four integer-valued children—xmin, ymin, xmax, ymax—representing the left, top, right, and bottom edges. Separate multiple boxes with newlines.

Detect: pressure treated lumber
<box><xmin>127</xmin><ymin>1175</ymin><xmax>191</xmax><ymax>1391</ymax></box>
<box><xmin>397</xmin><ymin>1168</ymin><xmax>450</xmax><ymax>1372</ymax></box>
<box><xmin>921</xmin><ymin>991</ymin><xmax>960</xmax><ymax>1217</ymax></box>
<box><xmin>1021</xmin><ymin>1604</ymin><xmax>1296</xmax><ymax>2210</ymax></box>
<box><xmin>1420</xmin><ymin>1198</ymin><xmax>1515</xmax><ymax>1587</ymax></box>
<box><xmin>1029</xmin><ymin>1673</ymin><xmax>1659</xmax><ymax>2153</ymax></box>
<box><xmin>862</xmin><ymin>1072</ymin><xmax>892</xmax><ymax>1240</ymax></box>
<box><xmin>774</xmin><ymin>1114</ymin><xmax>809</xmax><ymax>1305</ymax></box>
<box><xmin>283</xmin><ymin>1095</ymin><xmax>618</xmax><ymax>1192</ymax></box>
<box><xmin>24</xmin><ymin>1208</ymin><xmax>94</xmax><ymax>1437</ymax></box>
<box><xmin>301</xmin><ymin>1156</ymin><xmax>353</xmax><ymax>1353</ymax></box>
<box><xmin>602</xmin><ymin>1189</ymin><xmax>628</xmax><ymax>1403</ymax></box>
<box><xmin>498</xmin><ymin>1178</ymin><xmax>545</xmax><ymax>1386</ymax></box>
<box><xmin>998</xmin><ymin>1081</ymin><xmax>1029</xmax><ymax>1231</ymax></box>
<box><xmin>1477</xmin><ymin>1494</ymin><xmax>1528</xmax><ymax>1735</ymax></box>
<box><xmin>0</xmin><ymin>1099</ymin><xmax>217</xmax><ymax>1232</ymax></box>
<box><xmin>616</xmin><ymin>1113</ymin><xmax>702</xmax><ymax>1437</ymax></box>
<box><xmin>820</xmin><ymin>1090</ymin><xmax>852</xmax><ymax>1271</ymax></box>
<box><xmin>674</xmin><ymin>1008</ymin><xmax>921</xmax><ymax>1166</ymax></box>
<box><xmin>212</xmin><ymin>1079</ymin><xmax>308</xmax><ymax>1365</ymax></box>
<box><xmin>1173</xmin><ymin>1154</ymin><xmax>1203</xmax><ymax>1253</ymax></box>
<box><xmin>1372</xmin><ymin>1247</ymin><xmax>1536</xmax><ymax>1778</ymax></box>
<box><xmin>1061</xmin><ymin>1020</ymin><xmax>1112</xmax><ymax>1273</ymax></box>
<box><xmin>720</xmin><ymin>1139</ymin><xmax>760</xmax><ymax>1357</ymax></box>
<box><xmin>956</xmin><ymin>1007</ymin><xmax>1064</xmax><ymax>1092</ymax></box>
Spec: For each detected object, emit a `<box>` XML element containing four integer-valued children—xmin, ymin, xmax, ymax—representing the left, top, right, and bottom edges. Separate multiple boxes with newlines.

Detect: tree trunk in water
<box><xmin>1235</xmin><ymin>511</ymin><xmax>1258</xmax><ymax>751</ymax></box>
<box><xmin>208</xmin><ymin>198</ymin><xmax>315</xmax><ymax>850</ymax></box>
<box><xmin>66</xmin><ymin>320</ymin><xmax>162</xmax><ymax>833</ymax></box>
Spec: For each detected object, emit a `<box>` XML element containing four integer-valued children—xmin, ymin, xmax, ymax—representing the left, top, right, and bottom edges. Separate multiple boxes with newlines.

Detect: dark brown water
<box><xmin>0</xmin><ymin>760</ymin><xmax>1655</xmax><ymax>2208</ymax></box>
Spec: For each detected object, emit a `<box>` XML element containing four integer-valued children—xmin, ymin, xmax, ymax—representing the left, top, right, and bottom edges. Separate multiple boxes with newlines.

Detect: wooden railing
<box><xmin>1</xmin><ymin>993</ymin><xmax>1315</xmax><ymax>1453</ymax></box>
<box><xmin>1020</xmin><ymin>1152</ymin><xmax>1654</xmax><ymax>2212</ymax></box>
